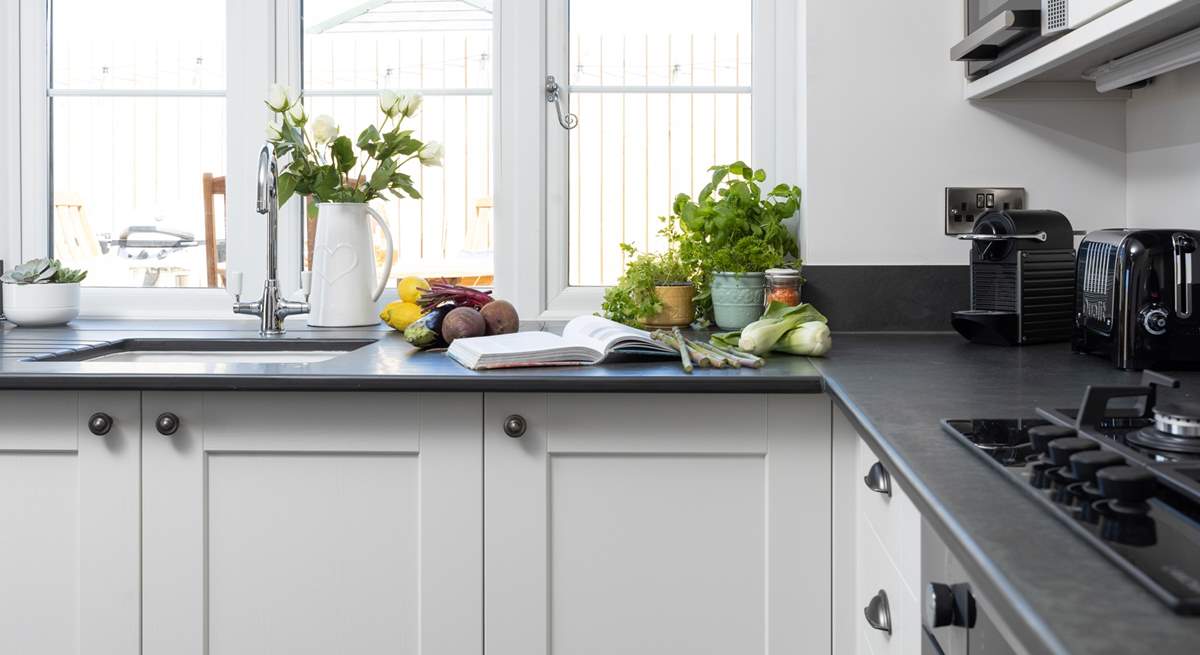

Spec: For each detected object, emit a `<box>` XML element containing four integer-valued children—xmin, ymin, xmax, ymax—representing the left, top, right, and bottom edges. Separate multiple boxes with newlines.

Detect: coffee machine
<box><xmin>951</xmin><ymin>209</ymin><xmax>1076</xmax><ymax>346</ymax></box>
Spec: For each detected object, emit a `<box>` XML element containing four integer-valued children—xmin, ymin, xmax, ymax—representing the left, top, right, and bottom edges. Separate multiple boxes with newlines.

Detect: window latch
<box><xmin>546</xmin><ymin>75</ymin><xmax>578</xmax><ymax>130</ymax></box>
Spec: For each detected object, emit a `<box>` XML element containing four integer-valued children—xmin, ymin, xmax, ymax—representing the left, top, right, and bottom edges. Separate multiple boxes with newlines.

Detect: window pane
<box><xmin>50</xmin><ymin>1</ymin><xmax>227</xmax><ymax>288</ymax></box>
<box><xmin>303</xmin><ymin>0</ymin><xmax>494</xmax><ymax>286</ymax></box>
<box><xmin>51</xmin><ymin>0</ymin><xmax>226</xmax><ymax>90</ymax></box>
<box><xmin>567</xmin><ymin>0</ymin><xmax>751</xmax><ymax>287</ymax></box>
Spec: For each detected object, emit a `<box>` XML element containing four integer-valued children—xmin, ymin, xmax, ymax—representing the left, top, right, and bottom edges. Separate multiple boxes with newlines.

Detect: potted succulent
<box><xmin>601</xmin><ymin>244</ymin><xmax>695</xmax><ymax>328</ymax></box>
<box><xmin>667</xmin><ymin>161</ymin><xmax>801</xmax><ymax>329</ymax></box>
<box><xmin>1</xmin><ymin>258</ymin><xmax>88</xmax><ymax>327</ymax></box>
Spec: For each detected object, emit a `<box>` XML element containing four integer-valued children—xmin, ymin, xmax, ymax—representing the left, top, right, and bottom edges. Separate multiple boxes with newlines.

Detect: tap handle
<box><xmin>300</xmin><ymin>271</ymin><xmax>312</xmax><ymax>300</ymax></box>
<box><xmin>227</xmin><ymin>271</ymin><xmax>243</xmax><ymax>300</ymax></box>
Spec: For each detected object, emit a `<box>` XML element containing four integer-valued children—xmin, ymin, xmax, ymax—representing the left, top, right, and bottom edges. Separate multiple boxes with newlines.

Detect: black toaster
<box><xmin>1073</xmin><ymin>229</ymin><xmax>1200</xmax><ymax>370</ymax></box>
<box><xmin>951</xmin><ymin>209</ymin><xmax>1077</xmax><ymax>346</ymax></box>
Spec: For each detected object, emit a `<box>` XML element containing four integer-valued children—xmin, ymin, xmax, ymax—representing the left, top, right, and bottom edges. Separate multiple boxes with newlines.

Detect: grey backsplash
<box><xmin>802</xmin><ymin>265</ymin><xmax>967</xmax><ymax>332</ymax></box>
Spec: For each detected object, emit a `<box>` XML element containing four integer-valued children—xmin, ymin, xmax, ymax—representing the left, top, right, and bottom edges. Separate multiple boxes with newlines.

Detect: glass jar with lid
<box><xmin>764</xmin><ymin>268</ymin><xmax>802</xmax><ymax>307</ymax></box>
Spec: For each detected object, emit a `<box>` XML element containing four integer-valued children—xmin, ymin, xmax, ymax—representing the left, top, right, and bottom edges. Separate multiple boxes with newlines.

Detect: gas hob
<box><xmin>943</xmin><ymin>371</ymin><xmax>1200</xmax><ymax>614</ymax></box>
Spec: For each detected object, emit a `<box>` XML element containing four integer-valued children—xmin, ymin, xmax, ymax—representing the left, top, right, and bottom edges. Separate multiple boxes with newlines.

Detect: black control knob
<box><xmin>1097</xmin><ymin>466</ymin><xmax>1156</xmax><ymax>503</ymax></box>
<box><xmin>87</xmin><ymin>412</ymin><xmax>114</xmax><ymax>436</ymax></box>
<box><xmin>503</xmin><ymin>415</ymin><xmax>527</xmax><ymax>438</ymax></box>
<box><xmin>1140</xmin><ymin>305</ymin><xmax>1168</xmax><ymax>336</ymax></box>
<box><xmin>1028</xmin><ymin>425</ymin><xmax>1076</xmax><ymax>454</ymax></box>
<box><xmin>1069</xmin><ymin>450</ymin><xmax>1125</xmax><ymax>483</ymax></box>
<box><xmin>925</xmin><ymin>582</ymin><xmax>976</xmax><ymax>630</ymax></box>
<box><xmin>1047</xmin><ymin>437</ymin><xmax>1099</xmax><ymax>466</ymax></box>
<box><xmin>155</xmin><ymin>412</ymin><xmax>180</xmax><ymax>436</ymax></box>
<box><xmin>926</xmin><ymin>583</ymin><xmax>955</xmax><ymax>628</ymax></box>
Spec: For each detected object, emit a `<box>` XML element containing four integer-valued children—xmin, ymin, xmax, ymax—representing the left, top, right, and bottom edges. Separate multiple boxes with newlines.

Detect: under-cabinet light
<box><xmin>1084</xmin><ymin>25</ymin><xmax>1200</xmax><ymax>93</ymax></box>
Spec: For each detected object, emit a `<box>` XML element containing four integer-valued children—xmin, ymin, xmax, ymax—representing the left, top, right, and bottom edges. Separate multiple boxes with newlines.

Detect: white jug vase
<box><xmin>308</xmin><ymin>202</ymin><xmax>394</xmax><ymax>327</ymax></box>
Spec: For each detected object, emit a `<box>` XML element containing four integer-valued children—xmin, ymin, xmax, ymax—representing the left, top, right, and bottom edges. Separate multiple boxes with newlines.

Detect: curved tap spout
<box><xmin>256</xmin><ymin>145</ymin><xmax>277</xmax><ymax>215</ymax></box>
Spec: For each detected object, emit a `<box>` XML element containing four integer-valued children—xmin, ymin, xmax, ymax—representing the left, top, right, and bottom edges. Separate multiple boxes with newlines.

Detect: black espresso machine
<box><xmin>1073</xmin><ymin>229</ymin><xmax>1200</xmax><ymax>370</ymax></box>
<box><xmin>952</xmin><ymin>209</ymin><xmax>1076</xmax><ymax>346</ymax></box>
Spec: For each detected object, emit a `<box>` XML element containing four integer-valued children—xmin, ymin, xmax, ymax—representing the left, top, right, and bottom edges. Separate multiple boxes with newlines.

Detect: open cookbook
<box><xmin>446</xmin><ymin>315</ymin><xmax>675</xmax><ymax>370</ymax></box>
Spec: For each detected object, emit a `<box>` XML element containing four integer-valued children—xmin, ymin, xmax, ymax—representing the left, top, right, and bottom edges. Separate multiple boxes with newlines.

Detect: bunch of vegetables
<box><xmin>712</xmin><ymin>301</ymin><xmax>831</xmax><ymax>357</ymax></box>
<box><xmin>379</xmin><ymin>276</ymin><xmax>519</xmax><ymax>350</ymax></box>
<box><xmin>600</xmin><ymin>244</ymin><xmax>693</xmax><ymax>327</ymax></box>
<box><xmin>1</xmin><ymin>258</ymin><xmax>87</xmax><ymax>285</ymax></box>
<box><xmin>652</xmin><ymin>328</ymin><xmax>764</xmax><ymax>373</ymax></box>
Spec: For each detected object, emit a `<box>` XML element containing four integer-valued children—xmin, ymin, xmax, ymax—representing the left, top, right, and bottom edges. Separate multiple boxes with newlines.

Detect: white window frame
<box><xmin>533</xmin><ymin>0</ymin><xmax>798</xmax><ymax>320</ymax></box>
<box><xmin>2</xmin><ymin>0</ymin><xmax>796</xmax><ymax>321</ymax></box>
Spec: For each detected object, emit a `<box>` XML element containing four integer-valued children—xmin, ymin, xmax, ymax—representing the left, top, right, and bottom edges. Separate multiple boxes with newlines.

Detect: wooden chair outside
<box><xmin>202</xmin><ymin>173</ymin><xmax>227</xmax><ymax>287</ymax></box>
<box><xmin>53</xmin><ymin>193</ymin><xmax>102</xmax><ymax>262</ymax></box>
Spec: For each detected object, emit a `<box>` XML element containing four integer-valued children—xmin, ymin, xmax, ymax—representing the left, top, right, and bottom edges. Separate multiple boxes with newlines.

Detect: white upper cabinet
<box><xmin>140</xmin><ymin>391</ymin><xmax>483</xmax><ymax>655</ymax></box>
<box><xmin>0</xmin><ymin>391</ymin><xmax>141</xmax><ymax>655</ymax></box>
<box><xmin>483</xmin><ymin>393</ymin><xmax>833</xmax><ymax>655</ymax></box>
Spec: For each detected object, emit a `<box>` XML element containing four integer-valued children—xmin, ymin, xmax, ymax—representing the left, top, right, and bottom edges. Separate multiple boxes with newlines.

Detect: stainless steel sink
<box><xmin>28</xmin><ymin>338</ymin><xmax>376</xmax><ymax>364</ymax></box>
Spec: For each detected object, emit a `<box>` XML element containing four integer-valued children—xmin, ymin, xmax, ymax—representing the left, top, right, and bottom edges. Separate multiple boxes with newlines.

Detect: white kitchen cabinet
<box><xmin>0</xmin><ymin>391</ymin><xmax>140</xmax><ymax>655</ymax></box>
<box><xmin>833</xmin><ymin>406</ymin><xmax>923</xmax><ymax>655</ymax></box>
<box><xmin>141</xmin><ymin>391</ymin><xmax>483</xmax><ymax>655</ymax></box>
<box><xmin>484</xmin><ymin>392</ymin><xmax>833</xmax><ymax>655</ymax></box>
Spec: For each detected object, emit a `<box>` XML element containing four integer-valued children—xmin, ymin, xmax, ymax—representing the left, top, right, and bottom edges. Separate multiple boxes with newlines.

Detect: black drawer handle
<box><xmin>156</xmin><ymin>412</ymin><xmax>180</xmax><ymax>436</ymax></box>
<box><xmin>864</xmin><ymin>589</ymin><xmax>892</xmax><ymax>634</ymax></box>
<box><xmin>503</xmin><ymin>415</ymin><xmax>527</xmax><ymax>438</ymax></box>
<box><xmin>87</xmin><ymin>412</ymin><xmax>113</xmax><ymax>436</ymax></box>
<box><xmin>864</xmin><ymin>461</ymin><xmax>892</xmax><ymax>497</ymax></box>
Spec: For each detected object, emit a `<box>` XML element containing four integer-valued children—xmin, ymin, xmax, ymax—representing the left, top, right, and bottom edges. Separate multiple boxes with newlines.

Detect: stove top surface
<box><xmin>943</xmin><ymin>372</ymin><xmax>1200</xmax><ymax>615</ymax></box>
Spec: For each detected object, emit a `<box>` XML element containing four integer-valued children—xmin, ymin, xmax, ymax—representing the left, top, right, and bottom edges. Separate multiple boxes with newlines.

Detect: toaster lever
<box><xmin>1173</xmin><ymin>233</ymin><xmax>1196</xmax><ymax>319</ymax></box>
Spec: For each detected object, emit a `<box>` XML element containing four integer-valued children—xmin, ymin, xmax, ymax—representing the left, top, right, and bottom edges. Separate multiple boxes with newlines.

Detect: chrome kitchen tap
<box><xmin>232</xmin><ymin>144</ymin><xmax>310</xmax><ymax>335</ymax></box>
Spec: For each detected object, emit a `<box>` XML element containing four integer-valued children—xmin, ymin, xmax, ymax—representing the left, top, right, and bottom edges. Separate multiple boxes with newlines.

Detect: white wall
<box><xmin>801</xmin><ymin>0</ymin><xmax>1128</xmax><ymax>266</ymax></box>
<box><xmin>1127</xmin><ymin>65</ymin><xmax>1200</xmax><ymax>228</ymax></box>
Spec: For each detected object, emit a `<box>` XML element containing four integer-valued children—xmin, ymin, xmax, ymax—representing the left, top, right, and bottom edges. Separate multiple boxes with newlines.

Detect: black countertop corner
<box><xmin>3</xmin><ymin>320</ymin><xmax>1200</xmax><ymax>653</ymax></box>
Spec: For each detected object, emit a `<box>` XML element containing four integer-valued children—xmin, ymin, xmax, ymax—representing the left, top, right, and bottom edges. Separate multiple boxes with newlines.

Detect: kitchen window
<box><xmin>2</xmin><ymin>0</ymin><xmax>796</xmax><ymax>319</ymax></box>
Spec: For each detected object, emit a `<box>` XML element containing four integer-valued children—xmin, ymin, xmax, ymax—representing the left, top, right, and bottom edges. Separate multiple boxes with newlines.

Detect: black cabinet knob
<box><xmin>863</xmin><ymin>589</ymin><xmax>892</xmax><ymax>634</ymax></box>
<box><xmin>863</xmin><ymin>461</ymin><xmax>892</xmax><ymax>497</ymax></box>
<box><xmin>156</xmin><ymin>412</ymin><xmax>180</xmax><ymax>436</ymax></box>
<box><xmin>1046</xmin><ymin>437</ymin><xmax>1099</xmax><ymax>466</ymax></box>
<box><xmin>503</xmin><ymin>415</ymin><xmax>527</xmax><ymax>438</ymax></box>
<box><xmin>1097</xmin><ymin>465</ymin><xmax>1156</xmax><ymax>503</ymax></box>
<box><xmin>88</xmin><ymin>412</ymin><xmax>113</xmax><ymax>436</ymax></box>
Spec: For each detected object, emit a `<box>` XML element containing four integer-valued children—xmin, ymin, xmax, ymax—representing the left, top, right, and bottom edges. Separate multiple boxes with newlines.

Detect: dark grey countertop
<box><xmin>815</xmin><ymin>335</ymin><xmax>1200</xmax><ymax>655</ymax></box>
<box><xmin>3</xmin><ymin>319</ymin><xmax>1199</xmax><ymax>652</ymax></box>
<box><xmin>0</xmin><ymin>319</ymin><xmax>823</xmax><ymax>392</ymax></box>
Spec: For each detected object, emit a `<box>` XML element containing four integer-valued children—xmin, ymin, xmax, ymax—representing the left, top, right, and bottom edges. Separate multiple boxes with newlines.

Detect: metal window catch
<box><xmin>546</xmin><ymin>75</ymin><xmax>578</xmax><ymax>130</ymax></box>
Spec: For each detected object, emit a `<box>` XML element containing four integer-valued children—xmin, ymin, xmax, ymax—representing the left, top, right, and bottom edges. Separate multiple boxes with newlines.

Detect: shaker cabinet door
<box><xmin>484</xmin><ymin>392</ymin><xmax>833</xmax><ymax>655</ymax></box>
<box><xmin>141</xmin><ymin>391</ymin><xmax>483</xmax><ymax>655</ymax></box>
<box><xmin>0</xmin><ymin>391</ymin><xmax>141</xmax><ymax>655</ymax></box>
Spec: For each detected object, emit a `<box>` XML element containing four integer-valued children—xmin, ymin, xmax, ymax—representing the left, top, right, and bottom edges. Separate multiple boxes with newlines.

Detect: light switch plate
<box><xmin>944</xmin><ymin>187</ymin><xmax>1027</xmax><ymax>235</ymax></box>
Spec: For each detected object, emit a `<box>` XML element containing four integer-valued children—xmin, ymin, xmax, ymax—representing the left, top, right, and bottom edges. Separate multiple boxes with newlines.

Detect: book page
<box><xmin>561</xmin><ymin>315</ymin><xmax>666</xmax><ymax>354</ymax></box>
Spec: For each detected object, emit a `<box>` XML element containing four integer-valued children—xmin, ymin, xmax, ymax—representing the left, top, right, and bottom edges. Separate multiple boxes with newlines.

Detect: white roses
<box><xmin>379</xmin><ymin>90</ymin><xmax>423</xmax><ymax>119</ymax></box>
<box><xmin>311</xmin><ymin>115</ymin><xmax>339</xmax><ymax>144</ymax></box>
<box><xmin>265</xmin><ymin>83</ymin><xmax>297</xmax><ymax>112</ymax></box>
<box><xmin>419</xmin><ymin>141</ymin><xmax>444</xmax><ymax>167</ymax></box>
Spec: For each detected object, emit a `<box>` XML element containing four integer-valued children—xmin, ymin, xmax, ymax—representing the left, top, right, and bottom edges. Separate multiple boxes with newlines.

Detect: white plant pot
<box><xmin>2</xmin><ymin>282</ymin><xmax>81</xmax><ymax>327</ymax></box>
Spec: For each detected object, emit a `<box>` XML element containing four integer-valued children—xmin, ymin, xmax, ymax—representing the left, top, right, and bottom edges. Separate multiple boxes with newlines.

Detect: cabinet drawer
<box><xmin>857</xmin><ymin>436</ymin><xmax>921</xmax><ymax>597</ymax></box>
<box><xmin>856</xmin><ymin>514</ymin><xmax>921</xmax><ymax>655</ymax></box>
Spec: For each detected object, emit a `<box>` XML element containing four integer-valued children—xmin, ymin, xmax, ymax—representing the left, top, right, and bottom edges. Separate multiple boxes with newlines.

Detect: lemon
<box><xmin>397</xmin><ymin>276</ymin><xmax>430</xmax><ymax>303</ymax></box>
<box><xmin>379</xmin><ymin>301</ymin><xmax>423</xmax><ymax>331</ymax></box>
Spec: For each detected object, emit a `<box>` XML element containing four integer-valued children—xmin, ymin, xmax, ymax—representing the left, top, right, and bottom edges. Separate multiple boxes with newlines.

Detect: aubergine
<box><xmin>403</xmin><ymin>304</ymin><xmax>454</xmax><ymax>349</ymax></box>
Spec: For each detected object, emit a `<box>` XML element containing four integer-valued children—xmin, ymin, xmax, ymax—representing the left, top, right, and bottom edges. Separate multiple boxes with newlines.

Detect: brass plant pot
<box><xmin>642</xmin><ymin>283</ymin><xmax>696</xmax><ymax>328</ymax></box>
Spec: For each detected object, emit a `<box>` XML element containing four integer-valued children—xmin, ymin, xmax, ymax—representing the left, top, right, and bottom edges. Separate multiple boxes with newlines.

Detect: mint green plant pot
<box><xmin>711</xmin><ymin>272</ymin><xmax>765</xmax><ymax>330</ymax></box>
